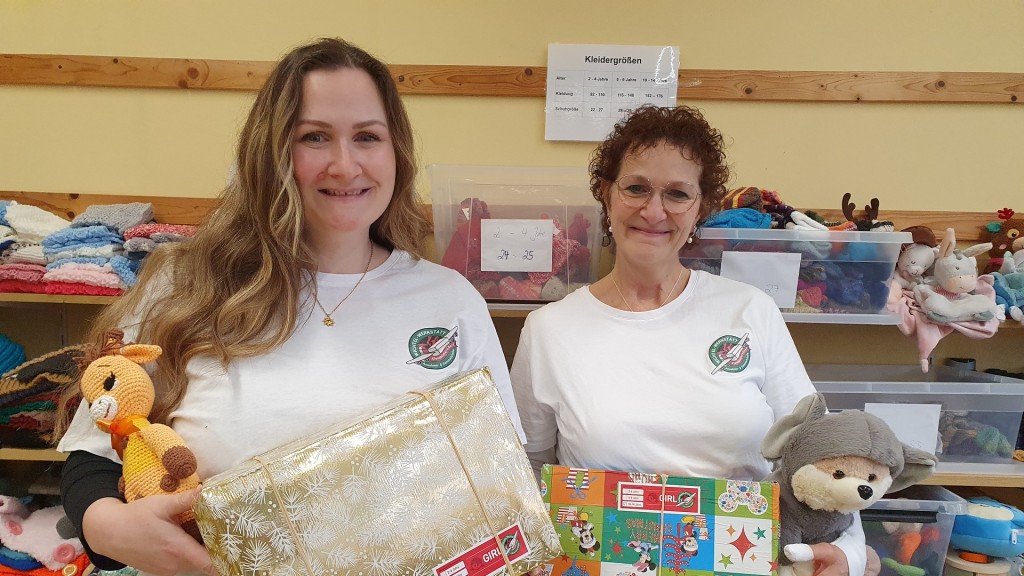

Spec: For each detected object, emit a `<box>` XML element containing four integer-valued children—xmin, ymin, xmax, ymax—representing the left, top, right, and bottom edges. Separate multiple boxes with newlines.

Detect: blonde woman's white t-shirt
<box><xmin>59</xmin><ymin>250</ymin><xmax>524</xmax><ymax>480</ymax></box>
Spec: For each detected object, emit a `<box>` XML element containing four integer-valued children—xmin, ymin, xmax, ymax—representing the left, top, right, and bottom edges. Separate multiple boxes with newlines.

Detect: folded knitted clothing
<box><xmin>71</xmin><ymin>202</ymin><xmax>154</xmax><ymax>234</ymax></box>
<box><xmin>123</xmin><ymin>222</ymin><xmax>198</xmax><ymax>240</ymax></box>
<box><xmin>45</xmin><ymin>256</ymin><xmax>109</xmax><ymax>271</ymax></box>
<box><xmin>0</xmin><ymin>397</ymin><xmax>57</xmax><ymax>437</ymax></box>
<box><xmin>0</xmin><ymin>200</ymin><xmax>10</xmax><ymax>226</ymax></box>
<box><xmin>109</xmin><ymin>255</ymin><xmax>139</xmax><ymax>287</ymax></box>
<box><xmin>0</xmin><ymin>263</ymin><xmax>47</xmax><ymax>283</ymax></box>
<box><xmin>46</xmin><ymin>243</ymin><xmax>123</xmax><ymax>261</ymax></box>
<box><xmin>150</xmin><ymin>232</ymin><xmax>190</xmax><ymax>243</ymax></box>
<box><xmin>0</xmin><ymin>334</ymin><xmax>26</xmax><ymax>376</ymax></box>
<box><xmin>0</xmin><ymin>335</ymin><xmax>26</xmax><ymax>372</ymax></box>
<box><xmin>0</xmin><ymin>344</ymin><xmax>86</xmax><ymax>447</ymax></box>
<box><xmin>43</xmin><ymin>238</ymin><xmax>123</xmax><ymax>260</ymax></box>
<box><xmin>43</xmin><ymin>263</ymin><xmax>123</xmax><ymax>289</ymax></box>
<box><xmin>0</xmin><ymin>378</ymin><xmax>61</xmax><ymax>409</ymax></box>
<box><xmin>703</xmin><ymin>207</ymin><xmax>773</xmax><ymax>229</ymax></box>
<box><xmin>124</xmin><ymin>236</ymin><xmax>157</xmax><ymax>258</ymax></box>
<box><xmin>43</xmin><ymin>281</ymin><xmax>123</xmax><ymax>296</ymax></box>
<box><xmin>720</xmin><ymin>187</ymin><xmax>765</xmax><ymax>211</ymax></box>
<box><xmin>0</xmin><ymin>224</ymin><xmax>13</xmax><ymax>241</ymax></box>
<box><xmin>3</xmin><ymin>243</ymin><xmax>46</xmax><ymax>266</ymax></box>
<box><xmin>4</xmin><ymin>204</ymin><xmax>70</xmax><ymax>242</ymax></box>
<box><xmin>0</xmin><ymin>279</ymin><xmax>47</xmax><ymax>293</ymax></box>
<box><xmin>42</xmin><ymin>225</ymin><xmax>123</xmax><ymax>251</ymax></box>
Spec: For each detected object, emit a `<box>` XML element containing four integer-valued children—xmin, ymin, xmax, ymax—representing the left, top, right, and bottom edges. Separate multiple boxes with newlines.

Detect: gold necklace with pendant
<box><xmin>313</xmin><ymin>244</ymin><xmax>373</xmax><ymax>327</ymax></box>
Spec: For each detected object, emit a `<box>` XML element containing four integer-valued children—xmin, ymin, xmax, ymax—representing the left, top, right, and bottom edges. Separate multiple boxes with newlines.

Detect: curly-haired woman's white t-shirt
<box><xmin>58</xmin><ymin>250</ymin><xmax>524</xmax><ymax>480</ymax></box>
<box><xmin>511</xmin><ymin>270</ymin><xmax>814</xmax><ymax>480</ymax></box>
<box><xmin>510</xmin><ymin>270</ymin><xmax>866</xmax><ymax>575</ymax></box>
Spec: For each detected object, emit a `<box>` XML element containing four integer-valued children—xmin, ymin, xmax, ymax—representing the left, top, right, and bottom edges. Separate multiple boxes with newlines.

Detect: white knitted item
<box><xmin>5</xmin><ymin>205</ymin><xmax>70</xmax><ymax>242</ymax></box>
<box><xmin>7</xmin><ymin>244</ymin><xmax>47</xmax><ymax>266</ymax></box>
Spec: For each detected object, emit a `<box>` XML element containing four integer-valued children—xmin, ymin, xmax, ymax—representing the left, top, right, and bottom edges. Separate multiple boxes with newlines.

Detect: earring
<box><xmin>686</xmin><ymin>235</ymin><xmax>694</xmax><ymax>244</ymax></box>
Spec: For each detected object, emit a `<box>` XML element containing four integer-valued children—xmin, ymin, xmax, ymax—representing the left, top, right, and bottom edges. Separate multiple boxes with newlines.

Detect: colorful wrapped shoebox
<box><xmin>194</xmin><ymin>369</ymin><xmax>562</xmax><ymax>576</ymax></box>
<box><xmin>541</xmin><ymin>465</ymin><xmax>780</xmax><ymax>576</ymax></box>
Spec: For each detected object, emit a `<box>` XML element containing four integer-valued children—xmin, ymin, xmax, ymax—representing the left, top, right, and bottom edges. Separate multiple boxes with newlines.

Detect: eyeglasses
<box><xmin>613</xmin><ymin>174</ymin><xmax>701</xmax><ymax>213</ymax></box>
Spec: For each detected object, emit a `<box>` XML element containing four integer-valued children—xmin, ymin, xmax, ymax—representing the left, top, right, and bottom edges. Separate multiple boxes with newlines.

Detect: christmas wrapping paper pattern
<box><xmin>194</xmin><ymin>369</ymin><xmax>562</xmax><ymax>576</ymax></box>
<box><xmin>541</xmin><ymin>465</ymin><xmax>779</xmax><ymax>576</ymax></box>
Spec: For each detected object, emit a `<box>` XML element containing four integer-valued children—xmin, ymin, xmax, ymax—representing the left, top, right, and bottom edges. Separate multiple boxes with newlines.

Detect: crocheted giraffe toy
<box><xmin>78</xmin><ymin>329</ymin><xmax>201</xmax><ymax>541</ymax></box>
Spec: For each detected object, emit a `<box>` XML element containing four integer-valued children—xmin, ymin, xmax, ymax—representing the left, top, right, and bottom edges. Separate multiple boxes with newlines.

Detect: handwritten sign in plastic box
<box><xmin>480</xmin><ymin>219</ymin><xmax>554</xmax><ymax>273</ymax></box>
<box><xmin>720</xmin><ymin>251</ymin><xmax>801</xmax><ymax>308</ymax></box>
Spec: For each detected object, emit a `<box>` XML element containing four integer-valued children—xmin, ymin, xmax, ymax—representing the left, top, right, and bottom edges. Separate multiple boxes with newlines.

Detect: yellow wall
<box><xmin>2</xmin><ymin>1</ymin><xmax>1022</xmax><ymax>371</ymax></box>
<box><xmin>2</xmin><ymin>0</ymin><xmax>1022</xmax><ymax>212</ymax></box>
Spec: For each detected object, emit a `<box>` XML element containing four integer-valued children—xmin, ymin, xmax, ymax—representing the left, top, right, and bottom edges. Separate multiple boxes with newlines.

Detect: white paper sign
<box><xmin>865</xmin><ymin>403</ymin><xmax>942</xmax><ymax>453</ymax></box>
<box><xmin>480</xmin><ymin>219</ymin><xmax>554</xmax><ymax>273</ymax></box>
<box><xmin>720</xmin><ymin>252</ymin><xmax>801</xmax><ymax>308</ymax></box>
<box><xmin>545</xmin><ymin>44</ymin><xmax>679</xmax><ymax>141</ymax></box>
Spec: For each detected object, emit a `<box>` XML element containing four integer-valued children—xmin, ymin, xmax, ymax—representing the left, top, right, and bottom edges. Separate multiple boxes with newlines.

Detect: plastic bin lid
<box><xmin>695</xmin><ymin>228</ymin><xmax>912</xmax><ymax>244</ymax></box>
<box><xmin>867</xmin><ymin>485</ymin><xmax>968</xmax><ymax>515</ymax></box>
<box><xmin>808</xmin><ymin>364</ymin><xmax>1024</xmax><ymax>394</ymax></box>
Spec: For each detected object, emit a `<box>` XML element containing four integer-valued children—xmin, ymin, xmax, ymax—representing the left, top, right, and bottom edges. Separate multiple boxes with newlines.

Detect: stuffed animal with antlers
<box><xmin>841</xmin><ymin>193</ymin><xmax>894</xmax><ymax>232</ymax></box>
<box><xmin>983</xmin><ymin>208</ymin><xmax>1024</xmax><ymax>273</ymax></box>
<box><xmin>77</xmin><ymin>329</ymin><xmax>202</xmax><ymax>541</ymax></box>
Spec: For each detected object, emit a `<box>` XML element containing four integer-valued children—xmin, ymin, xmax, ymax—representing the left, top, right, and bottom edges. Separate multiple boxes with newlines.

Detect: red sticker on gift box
<box><xmin>434</xmin><ymin>524</ymin><xmax>529</xmax><ymax>576</ymax></box>
<box><xmin>618</xmin><ymin>482</ymin><xmax>701</xmax><ymax>514</ymax></box>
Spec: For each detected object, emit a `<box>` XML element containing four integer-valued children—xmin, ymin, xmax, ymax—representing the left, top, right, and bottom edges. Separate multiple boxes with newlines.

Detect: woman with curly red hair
<box><xmin>511</xmin><ymin>104</ymin><xmax>866</xmax><ymax>576</ymax></box>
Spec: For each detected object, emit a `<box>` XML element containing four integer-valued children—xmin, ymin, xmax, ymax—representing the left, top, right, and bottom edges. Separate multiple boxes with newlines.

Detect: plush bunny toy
<box><xmin>913</xmin><ymin>228</ymin><xmax>998</xmax><ymax>324</ymax></box>
<box><xmin>762</xmin><ymin>394</ymin><xmax>936</xmax><ymax>576</ymax></box>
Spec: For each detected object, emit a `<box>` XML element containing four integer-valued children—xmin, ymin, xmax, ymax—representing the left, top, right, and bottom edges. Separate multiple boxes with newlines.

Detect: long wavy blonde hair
<box><xmin>55</xmin><ymin>38</ymin><xmax>429</xmax><ymax>436</ymax></box>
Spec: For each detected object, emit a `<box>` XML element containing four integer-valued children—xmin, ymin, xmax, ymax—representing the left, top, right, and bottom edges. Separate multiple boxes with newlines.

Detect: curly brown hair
<box><xmin>589</xmin><ymin>104</ymin><xmax>729</xmax><ymax>243</ymax></box>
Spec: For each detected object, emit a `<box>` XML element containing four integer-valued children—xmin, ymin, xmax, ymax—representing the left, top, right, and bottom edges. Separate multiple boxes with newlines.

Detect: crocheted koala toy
<box><xmin>78</xmin><ymin>329</ymin><xmax>201</xmax><ymax>541</ymax></box>
<box><xmin>762</xmin><ymin>393</ymin><xmax>936</xmax><ymax>576</ymax></box>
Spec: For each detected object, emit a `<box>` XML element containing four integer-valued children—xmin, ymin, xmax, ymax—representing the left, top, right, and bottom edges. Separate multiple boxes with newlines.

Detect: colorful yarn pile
<box><xmin>0</xmin><ymin>345</ymin><xmax>86</xmax><ymax>449</ymax></box>
<box><xmin>680</xmin><ymin>236</ymin><xmax>896</xmax><ymax>315</ymax></box>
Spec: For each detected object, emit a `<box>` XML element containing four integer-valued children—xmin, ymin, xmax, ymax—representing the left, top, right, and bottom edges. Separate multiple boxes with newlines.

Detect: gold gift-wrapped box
<box><xmin>194</xmin><ymin>368</ymin><xmax>562</xmax><ymax>576</ymax></box>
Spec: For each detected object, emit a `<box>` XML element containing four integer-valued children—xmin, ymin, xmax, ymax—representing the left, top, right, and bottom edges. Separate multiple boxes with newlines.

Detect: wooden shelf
<box><xmin>920</xmin><ymin>462</ymin><xmax>1024</xmax><ymax>488</ymax></box>
<box><xmin>4</xmin><ymin>190</ymin><xmax>1010</xmax><ymax>244</ymax></box>
<box><xmin>0</xmin><ymin>447</ymin><xmax>67</xmax><ymax>462</ymax></box>
<box><xmin>1</xmin><ymin>54</ymin><xmax>1021</xmax><ymax>104</ymax></box>
<box><xmin>0</xmin><ymin>293</ymin><xmax>116</xmax><ymax>305</ymax></box>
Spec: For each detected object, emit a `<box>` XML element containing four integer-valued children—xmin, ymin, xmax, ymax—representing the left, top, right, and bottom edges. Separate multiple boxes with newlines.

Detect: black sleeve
<box><xmin>60</xmin><ymin>450</ymin><xmax>128</xmax><ymax>571</ymax></box>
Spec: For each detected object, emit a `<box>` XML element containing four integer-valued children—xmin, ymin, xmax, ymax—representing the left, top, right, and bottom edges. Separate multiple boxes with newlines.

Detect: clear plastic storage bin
<box><xmin>678</xmin><ymin>228</ymin><xmax>911</xmax><ymax>323</ymax></box>
<box><xmin>808</xmin><ymin>364</ymin><xmax>1024</xmax><ymax>468</ymax></box>
<box><xmin>429</xmin><ymin>165</ymin><xmax>602</xmax><ymax>302</ymax></box>
<box><xmin>860</xmin><ymin>485</ymin><xmax>967</xmax><ymax>576</ymax></box>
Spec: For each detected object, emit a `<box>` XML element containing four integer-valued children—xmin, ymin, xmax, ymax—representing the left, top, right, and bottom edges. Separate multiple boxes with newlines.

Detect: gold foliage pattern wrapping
<box><xmin>194</xmin><ymin>369</ymin><xmax>562</xmax><ymax>576</ymax></box>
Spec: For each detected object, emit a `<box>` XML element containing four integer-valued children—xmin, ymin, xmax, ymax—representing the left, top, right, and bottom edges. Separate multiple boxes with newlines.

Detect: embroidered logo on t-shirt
<box><xmin>406</xmin><ymin>326</ymin><xmax>459</xmax><ymax>369</ymax></box>
<box><xmin>708</xmin><ymin>332</ymin><xmax>751</xmax><ymax>375</ymax></box>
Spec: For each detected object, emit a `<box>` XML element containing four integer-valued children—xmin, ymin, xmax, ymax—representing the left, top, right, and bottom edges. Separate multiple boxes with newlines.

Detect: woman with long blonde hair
<box><xmin>57</xmin><ymin>37</ymin><xmax>523</xmax><ymax>576</ymax></box>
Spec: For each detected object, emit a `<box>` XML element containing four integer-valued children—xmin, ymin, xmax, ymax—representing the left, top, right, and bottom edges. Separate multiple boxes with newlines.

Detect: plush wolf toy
<box><xmin>762</xmin><ymin>394</ymin><xmax>936</xmax><ymax>576</ymax></box>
